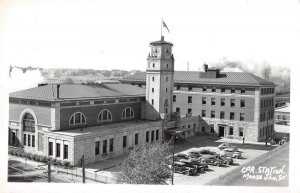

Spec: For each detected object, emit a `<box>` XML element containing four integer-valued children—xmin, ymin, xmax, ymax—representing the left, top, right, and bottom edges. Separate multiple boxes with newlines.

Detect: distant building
<box><xmin>274</xmin><ymin>103</ymin><xmax>290</xmax><ymax>139</ymax></box>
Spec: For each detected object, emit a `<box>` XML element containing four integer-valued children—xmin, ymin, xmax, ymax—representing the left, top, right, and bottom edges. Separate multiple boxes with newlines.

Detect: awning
<box><xmin>165</xmin><ymin>127</ymin><xmax>193</xmax><ymax>134</ymax></box>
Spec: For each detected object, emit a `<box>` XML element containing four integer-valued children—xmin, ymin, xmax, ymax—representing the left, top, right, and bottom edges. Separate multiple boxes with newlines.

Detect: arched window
<box><xmin>69</xmin><ymin>112</ymin><xmax>86</xmax><ymax>126</ymax></box>
<box><xmin>23</xmin><ymin>113</ymin><xmax>35</xmax><ymax>133</ymax></box>
<box><xmin>98</xmin><ymin>109</ymin><xmax>112</xmax><ymax>122</ymax></box>
<box><xmin>122</xmin><ymin>107</ymin><xmax>134</xmax><ymax>119</ymax></box>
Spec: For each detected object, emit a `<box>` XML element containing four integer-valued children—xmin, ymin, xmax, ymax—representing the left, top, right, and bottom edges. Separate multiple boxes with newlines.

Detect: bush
<box><xmin>34</xmin><ymin>155</ymin><xmax>40</xmax><ymax>161</ymax></box>
<box><xmin>63</xmin><ymin>161</ymin><xmax>70</xmax><ymax>168</ymax></box>
<box><xmin>56</xmin><ymin>160</ymin><xmax>62</xmax><ymax>166</ymax></box>
<box><xmin>27</xmin><ymin>153</ymin><xmax>33</xmax><ymax>159</ymax></box>
<box><xmin>51</xmin><ymin>158</ymin><xmax>58</xmax><ymax>165</ymax></box>
<box><xmin>10</xmin><ymin>149</ymin><xmax>16</xmax><ymax>156</ymax></box>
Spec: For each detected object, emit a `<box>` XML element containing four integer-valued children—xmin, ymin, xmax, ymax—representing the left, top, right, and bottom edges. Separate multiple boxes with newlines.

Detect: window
<box><xmin>165</xmin><ymin>108</ymin><xmax>168</xmax><ymax>113</ymax></box>
<box><xmin>95</xmin><ymin>141</ymin><xmax>100</xmax><ymax>155</ymax></box>
<box><xmin>32</xmin><ymin>135</ymin><xmax>35</xmax><ymax>147</ymax></box>
<box><xmin>109</xmin><ymin>138</ymin><xmax>114</xmax><ymax>152</ymax></box>
<box><xmin>166</xmin><ymin>77</ymin><xmax>168</xmax><ymax>82</ymax></box>
<box><xmin>210</xmin><ymin>124</ymin><xmax>214</xmax><ymax>133</ymax></box>
<box><xmin>229</xmin><ymin>127</ymin><xmax>233</xmax><ymax>135</ymax></box>
<box><xmin>146</xmin><ymin>131</ymin><xmax>149</xmax><ymax>142</ymax></box>
<box><xmin>176</xmin><ymin>85</ymin><xmax>180</xmax><ymax>90</ymax></box>
<box><xmin>188</xmin><ymin>96</ymin><xmax>192</xmax><ymax>104</ymax></box>
<box><xmin>221</xmin><ymin>88</ymin><xmax>225</xmax><ymax>93</ymax></box>
<box><xmin>230</xmin><ymin>112</ymin><xmax>235</xmax><ymax>120</ymax></box>
<box><xmin>103</xmin><ymin>140</ymin><xmax>107</xmax><ymax>154</ymax></box>
<box><xmin>123</xmin><ymin>136</ymin><xmax>127</xmax><ymax>148</ymax></box>
<box><xmin>202</xmin><ymin>97</ymin><xmax>206</xmax><ymax>105</ymax></box>
<box><xmin>240</xmin><ymin>113</ymin><xmax>245</xmax><ymax>121</ymax></box>
<box><xmin>98</xmin><ymin>110</ymin><xmax>112</xmax><ymax>122</ymax></box>
<box><xmin>70</xmin><ymin>112</ymin><xmax>86</xmax><ymax>125</ymax></box>
<box><xmin>176</xmin><ymin>107</ymin><xmax>180</xmax><ymax>113</ymax></box>
<box><xmin>173</xmin><ymin>95</ymin><xmax>176</xmax><ymax>102</ymax></box>
<box><xmin>220</xmin><ymin>111</ymin><xmax>225</xmax><ymax>119</ymax></box>
<box><xmin>166</xmin><ymin>88</ymin><xmax>168</xmax><ymax>93</ymax></box>
<box><xmin>152</xmin><ymin>88</ymin><xmax>154</xmax><ymax>93</ymax></box>
<box><xmin>49</xmin><ymin>142</ymin><xmax>53</xmax><ymax>156</ymax></box>
<box><xmin>202</xmin><ymin>126</ymin><xmax>205</xmax><ymax>132</ymax></box>
<box><xmin>151</xmin><ymin>130</ymin><xmax>154</xmax><ymax>142</ymax></box>
<box><xmin>56</xmin><ymin>143</ymin><xmax>61</xmax><ymax>158</ymax></box>
<box><xmin>23</xmin><ymin>134</ymin><xmax>26</xmax><ymax>145</ymax></box>
<box><xmin>63</xmin><ymin>145</ymin><xmax>68</xmax><ymax>159</ymax></box>
<box><xmin>221</xmin><ymin>98</ymin><xmax>225</xmax><ymax>106</ymax></box>
<box><xmin>239</xmin><ymin>127</ymin><xmax>244</xmax><ymax>136</ymax></box>
<box><xmin>188</xmin><ymin>108</ymin><xmax>192</xmax><ymax>115</ymax></box>
<box><xmin>166</xmin><ymin>64</ymin><xmax>169</xmax><ymax>68</ymax></box>
<box><xmin>135</xmin><ymin>133</ymin><xmax>139</xmax><ymax>145</ymax></box>
<box><xmin>211</xmin><ymin>111</ymin><xmax>215</xmax><ymax>118</ymax></box>
<box><xmin>152</xmin><ymin>63</ymin><xmax>155</xmax><ymax>68</ymax></box>
<box><xmin>230</xmin><ymin>99</ymin><xmax>235</xmax><ymax>107</ymax></box>
<box><xmin>241</xmin><ymin>89</ymin><xmax>245</xmax><ymax>94</ymax></box>
<box><xmin>156</xmin><ymin>129</ymin><xmax>159</xmax><ymax>140</ymax></box>
<box><xmin>211</xmin><ymin>98</ymin><xmax>216</xmax><ymax>106</ymax></box>
<box><xmin>122</xmin><ymin>107</ymin><xmax>134</xmax><ymax>119</ymax></box>
<box><xmin>212</xmin><ymin>87</ymin><xmax>216</xmax><ymax>92</ymax></box>
<box><xmin>231</xmin><ymin>89</ymin><xmax>235</xmax><ymax>93</ymax></box>
<box><xmin>152</xmin><ymin>77</ymin><xmax>155</xmax><ymax>81</ymax></box>
<box><xmin>202</xmin><ymin>110</ymin><xmax>206</xmax><ymax>117</ymax></box>
<box><xmin>203</xmin><ymin>87</ymin><xmax>207</xmax><ymax>92</ymax></box>
<box><xmin>28</xmin><ymin>135</ymin><xmax>31</xmax><ymax>146</ymax></box>
<box><xmin>23</xmin><ymin>113</ymin><xmax>35</xmax><ymax>133</ymax></box>
<box><xmin>240</xmin><ymin>100</ymin><xmax>245</xmax><ymax>108</ymax></box>
<box><xmin>188</xmin><ymin>86</ymin><xmax>193</xmax><ymax>91</ymax></box>
<box><xmin>151</xmin><ymin>99</ymin><xmax>154</xmax><ymax>105</ymax></box>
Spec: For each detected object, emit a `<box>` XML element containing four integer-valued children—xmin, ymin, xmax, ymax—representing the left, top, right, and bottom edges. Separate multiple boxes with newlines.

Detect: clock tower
<box><xmin>145</xmin><ymin>36</ymin><xmax>174</xmax><ymax>121</ymax></box>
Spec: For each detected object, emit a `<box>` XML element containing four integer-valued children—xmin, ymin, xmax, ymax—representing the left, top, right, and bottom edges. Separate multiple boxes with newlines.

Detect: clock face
<box><xmin>152</xmin><ymin>47</ymin><xmax>160</xmax><ymax>57</ymax></box>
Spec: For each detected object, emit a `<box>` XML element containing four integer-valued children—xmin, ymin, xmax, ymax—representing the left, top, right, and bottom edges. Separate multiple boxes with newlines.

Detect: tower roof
<box><xmin>150</xmin><ymin>36</ymin><xmax>173</xmax><ymax>46</ymax></box>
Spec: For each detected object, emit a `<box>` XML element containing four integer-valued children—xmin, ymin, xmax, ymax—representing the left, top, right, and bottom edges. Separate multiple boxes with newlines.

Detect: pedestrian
<box><xmin>243</xmin><ymin>137</ymin><xmax>245</xmax><ymax>144</ymax></box>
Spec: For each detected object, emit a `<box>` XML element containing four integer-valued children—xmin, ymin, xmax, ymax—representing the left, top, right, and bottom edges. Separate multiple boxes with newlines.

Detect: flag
<box><xmin>162</xmin><ymin>20</ymin><xmax>170</xmax><ymax>33</ymax></box>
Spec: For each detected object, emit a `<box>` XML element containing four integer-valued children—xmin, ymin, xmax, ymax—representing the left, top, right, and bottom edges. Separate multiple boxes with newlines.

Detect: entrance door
<box><xmin>219</xmin><ymin>126</ymin><xmax>225</xmax><ymax>137</ymax></box>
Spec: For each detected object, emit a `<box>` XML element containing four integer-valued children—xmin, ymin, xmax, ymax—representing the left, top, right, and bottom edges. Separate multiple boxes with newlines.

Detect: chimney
<box><xmin>56</xmin><ymin>84</ymin><xmax>60</xmax><ymax>99</ymax></box>
<box><xmin>203</xmin><ymin>64</ymin><xmax>208</xmax><ymax>72</ymax></box>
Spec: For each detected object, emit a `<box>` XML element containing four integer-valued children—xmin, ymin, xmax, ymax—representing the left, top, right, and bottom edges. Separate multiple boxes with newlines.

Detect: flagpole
<box><xmin>161</xmin><ymin>18</ymin><xmax>163</xmax><ymax>39</ymax></box>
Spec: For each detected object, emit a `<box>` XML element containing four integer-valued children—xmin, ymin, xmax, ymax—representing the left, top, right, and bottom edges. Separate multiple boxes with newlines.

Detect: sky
<box><xmin>1</xmin><ymin>0</ymin><xmax>300</xmax><ymax>72</ymax></box>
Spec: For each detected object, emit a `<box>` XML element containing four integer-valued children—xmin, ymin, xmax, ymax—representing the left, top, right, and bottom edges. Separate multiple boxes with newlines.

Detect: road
<box><xmin>209</xmin><ymin>143</ymin><xmax>289</xmax><ymax>186</ymax></box>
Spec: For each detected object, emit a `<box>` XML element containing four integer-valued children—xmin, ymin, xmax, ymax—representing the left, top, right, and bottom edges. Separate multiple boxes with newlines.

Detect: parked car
<box><xmin>281</xmin><ymin>137</ymin><xmax>289</xmax><ymax>143</ymax></box>
<box><xmin>174</xmin><ymin>153</ymin><xmax>189</xmax><ymax>161</ymax></box>
<box><xmin>188</xmin><ymin>150</ymin><xmax>201</xmax><ymax>159</ymax></box>
<box><xmin>200</xmin><ymin>155</ymin><xmax>224</xmax><ymax>167</ymax></box>
<box><xmin>219</xmin><ymin>148</ymin><xmax>242</xmax><ymax>159</ymax></box>
<box><xmin>188</xmin><ymin>158</ymin><xmax>209</xmax><ymax>171</ymax></box>
<box><xmin>179</xmin><ymin>159</ymin><xmax>206</xmax><ymax>173</ymax></box>
<box><xmin>215</xmin><ymin>155</ymin><xmax>234</xmax><ymax>165</ymax></box>
<box><xmin>188</xmin><ymin>149</ymin><xmax>216</xmax><ymax>159</ymax></box>
<box><xmin>218</xmin><ymin>143</ymin><xmax>239</xmax><ymax>151</ymax></box>
<box><xmin>173</xmin><ymin>161</ymin><xmax>197</xmax><ymax>176</ymax></box>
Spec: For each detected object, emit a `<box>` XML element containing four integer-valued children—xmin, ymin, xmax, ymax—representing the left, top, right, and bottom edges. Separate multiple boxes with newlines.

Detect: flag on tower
<box><xmin>162</xmin><ymin>20</ymin><xmax>170</xmax><ymax>33</ymax></box>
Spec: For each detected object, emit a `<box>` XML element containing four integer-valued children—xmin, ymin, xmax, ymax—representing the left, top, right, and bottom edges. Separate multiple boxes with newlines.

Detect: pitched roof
<box><xmin>121</xmin><ymin>71</ymin><xmax>275</xmax><ymax>87</ymax></box>
<box><xmin>9</xmin><ymin>83</ymin><xmax>146</xmax><ymax>102</ymax></box>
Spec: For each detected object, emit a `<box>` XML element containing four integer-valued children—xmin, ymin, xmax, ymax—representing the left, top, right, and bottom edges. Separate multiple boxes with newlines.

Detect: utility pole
<box><xmin>82</xmin><ymin>155</ymin><xmax>86</xmax><ymax>183</ymax></box>
<box><xmin>48</xmin><ymin>160</ymin><xmax>51</xmax><ymax>183</ymax></box>
<box><xmin>265</xmin><ymin>111</ymin><xmax>269</xmax><ymax>147</ymax></box>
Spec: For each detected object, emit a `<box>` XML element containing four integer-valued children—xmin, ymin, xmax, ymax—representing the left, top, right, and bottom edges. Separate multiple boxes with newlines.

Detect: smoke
<box><xmin>9</xmin><ymin>67</ymin><xmax>45</xmax><ymax>93</ymax></box>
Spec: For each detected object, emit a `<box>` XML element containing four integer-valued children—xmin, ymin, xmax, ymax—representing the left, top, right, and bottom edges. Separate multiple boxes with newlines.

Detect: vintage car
<box><xmin>178</xmin><ymin>159</ymin><xmax>206</xmax><ymax>173</ymax></box>
<box><xmin>173</xmin><ymin>161</ymin><xmax>197</xmax><ymax>176</ymax></box>
<box><xmin>215</xmin><ymin>155</ymin><xmax>234</xmax><ymax>165</ymax></box>
<box><xmin>188</xmin><ymin>149</ymin><xmax>216</xmax><ymax>159</ymax></box>
<box><xmin>174</xmin><ymin>153</ymin><xmax>189</xmax><ymax>161</ymax></box>
<box><xmin>200</xmin><ymin>155</ymin><xmax>224</xmax><ymax>167</ymax></box>
<box><xmin>218</xmin><ymin>143</ymin><xmax>239</xmax><ymax>151</ymax></box>
<box><xmin>219</xmin><ymin>148</ymin><xmax>242</xmax><ymax>159</ymax></box>
<box><xmin>188</xmin><ymin>158</ymin><xmax>209</xmax><ymax>171</ymax></box>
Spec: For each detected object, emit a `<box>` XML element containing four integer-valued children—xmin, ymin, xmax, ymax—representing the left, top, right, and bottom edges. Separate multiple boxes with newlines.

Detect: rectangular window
<box><xmin>210</xmin><ymin>124</ymin><xmax>214</xmax><ymax>133</ymax></box>
<box><xmin>56</xmin><ymin>143</ymin><xmax>61</xmax><ymax>158</ymax></box>
<box><xmin>24</xmin><ymin>134</ymin><xmax>27</xmax><ymax>145</ymax></box>
<box><xmin>95</xmin><ymin>141</ymin><xmax>100</xmax><ymax>155</ymax></box>
<box><xmin>230</xmin><ymin>112</ymin><xmax>235</xmax><ymax>120</ymax></box>
<box><xmin>173</xmin><ymin>95</ymin><xmax>176</xmax><ymax>102</ymax></box>
<box><xmin>203</xmin><ymin>87</ymin><xmax>207</xmax><ymax>92</ymax></box>
<box><xmin>176</xmin><ymin>85</ymin><xmax>180</xmax><ymax>90</ymax></box>
<box><xmin>188</xmin><ymin>108</ymin><xmax>192</xmax><ymax>114</ymax></box>
<box><xmin>63</xmin><ymin>145</ymin><xmax>68</xmax><ymax>159</ymax></box>
<box><xmin>229</xmin><ymin>126</ymin><xmax>234</xmax><ymax>135</ymax></box>
<box><xmin>240</xmin><ymin>113</ymin><xmax>245</xmax><ymax>121</ymax></box>
<box><xmin>109</xmin><ymin>138</ymin><xmax>114</xmax><ymax>152</ymax></box>
<box><xmin>152</xmin><ymin>88</ymin><xmax>154</xmax><ymax>93</ymax></box>
<box><xmin>240</xmin><ymin>100</ymin><xmax>245</xmax><ymax>108</ymax></box>
<box><xmin>202</xmin><ymin>126</ymin><xmax>205</xmax><ymax>132</ymax></box>
<box><xmin>135</xmin><ymin>133</ymin><xmax>138</xmax><ymax>145</ymax></box>
<box><xmin>103</xmin><ymin>140</ymin><xmax>107</xmax><ymax>154</ymax></box>
<box><xmin>188</xmin><ymin>96</ymin><xmax>192</xmax><ymax>104</ymax></box>
<box><xmin>188</xmin><ymin>86</ymin><xmax>193</xmax><ymax>91</ymax></box>
<box><xmin>48</xmin><ymin>142</ymin><xmax>53</xmax><ymax>156</ymax></box>
<box><xmin>202</xmin><ymin>110</ymin><xmax>206</xmax><ymax>117</ymax></box>
<box><xmin>151</xmin><ymin>130</ymin><xmax>154</xmax><ymax>142</ymax></box>
<box><xmin>166</xmin><ymin>88</ymin><xmax>168</xmax><ymax>93</ymax></box>
<box><xmin>32</xmin><ymin>135</ymin><xmax>35</xmax><ymax>147</ymax></box>
<box><xmin>28</xmin><ymin>135</ymin><xmax>31</xmax><ymax>146</ymax></box>
<box><xmin>166</xmin><ymin>77</ymin><xmax>168</xmax><ymax>82</ymax></box>
<box><xmin>230</xmin><ymin>99</ymin><xmax>235</xmax><ymax>107</ymax></box>
<box><xmin>239</xmin><ymin>127</ymin><xmax>244</xmax><ymax>136</ymax></box>
<box><xmin>220</xmin><ymin>111</ymin><xmax>225</xmax><ymax>119</ymax></box>
<box><xmin>156</xmin><ymin>129</ymin><xmax>159</xmax><ymax>140</ymax></box>
<box><xmin>176</xmin><ymin>107</ymin><xmax>180</xmax><ymax>113</ymax></box>
<box><xmin>231</xmin><ymin>89</ymin><xmax>235</xmax><ymax>93</ymax></box>
<box><xmin>211</xmin><ymin>110</ymin><xmax>215</xmax><ymax>118</ymax></box>
<box><xmin>202</xmin><ymin>97</ymin><xmax>206</xmax><ymax>105</ymax></box>
<box><xmin>211</xmin><ymin>98</ymin><xmax>216</xmax><ymax>106</ymax></box>
<box><xmin>146</xmin><ymin>131</ymin><xmax>149</xmax><ymax>142</ymax></box>
<box><xmin>221</xmin><ymin>98</ymin><xmax>225</xmax><ymax>106</ymax></box>
<box><xmin>221</xmin><ymin>88</ymin><xmax>225</xmax><ymax>93</ymax></box>
<box><xmin>123</xmin><ymin>136</ymin><xmax>127</xmax><ymax>148</ymax></box>
<box><xmin>151</xmin><ymin>99</ymin><xmax>154</xmax><ymax>105</ymax></box>
<box><xmin>212</xmin><ymin>87</ymin><xmax>216</xmax><ymax>92</ymax></box>
<box><xmin>152</xmin><ymin>77</ymin><xmax>155</xmax><ymax>81</ymax></box>
<box><xmin>241</xmin><ymin>89</ymin><xmax>245</xmax><ymax>94</ymax></box>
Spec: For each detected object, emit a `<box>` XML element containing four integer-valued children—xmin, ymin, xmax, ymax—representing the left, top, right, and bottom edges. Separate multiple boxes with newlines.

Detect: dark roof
<box><xmin>150</xmin><ymin>40</ymin><xmax>173</xmax><ymax>46</ymax></box>
<box><xmin>121</xmin><ymin>71</ymin><xmax>275</xmax><ymax>87</ymax></box>
<box><xmin>10</xmin><ymin>83</ymin><xmax>145</xmax><ymax>102</ymax></box>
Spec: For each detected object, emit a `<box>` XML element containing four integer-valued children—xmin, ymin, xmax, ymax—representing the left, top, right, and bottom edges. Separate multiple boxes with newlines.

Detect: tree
<box><xmin>114</xmin><ymin>142</ymin><xmax>172</xmax><ymax>184</ymax></box>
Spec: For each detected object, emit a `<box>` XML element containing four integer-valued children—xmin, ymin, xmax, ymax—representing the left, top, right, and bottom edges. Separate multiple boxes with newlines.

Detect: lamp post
<box><xmin>265</xmin><ymin>111</ymin><xmax>269</xmax><ymax>146</ymax></box>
